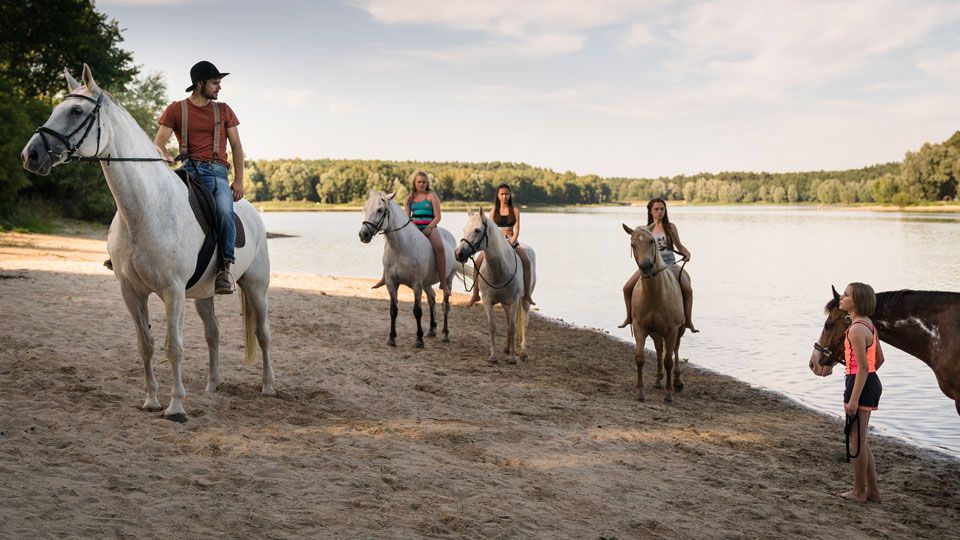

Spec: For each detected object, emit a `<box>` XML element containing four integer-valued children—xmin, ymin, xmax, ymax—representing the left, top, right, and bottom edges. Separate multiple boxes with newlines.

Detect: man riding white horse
<box><xmin>154</xmin><ymin>60</ymin><xmax>245</xmax><ymax>294</ymax></box>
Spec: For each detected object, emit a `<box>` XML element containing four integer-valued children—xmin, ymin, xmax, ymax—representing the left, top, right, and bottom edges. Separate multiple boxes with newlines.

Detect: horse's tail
<box><xmin>241</xmin><ymin>288</ymin><xmax>259</xmax><ymax>367</ymax></box>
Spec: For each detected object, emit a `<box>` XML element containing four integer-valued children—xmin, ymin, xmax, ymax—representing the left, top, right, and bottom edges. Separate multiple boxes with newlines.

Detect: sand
<box><xmin>0</xmin><ymin>230</ymin><xmax>957</xmax><ymax>539</ymax></box>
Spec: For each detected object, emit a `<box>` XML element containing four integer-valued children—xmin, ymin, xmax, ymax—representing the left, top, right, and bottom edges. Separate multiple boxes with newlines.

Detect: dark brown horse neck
<box><xmin>872</xmin><ymin>290</ymin><xmax>960</xmax><ymax>366</ymax></box>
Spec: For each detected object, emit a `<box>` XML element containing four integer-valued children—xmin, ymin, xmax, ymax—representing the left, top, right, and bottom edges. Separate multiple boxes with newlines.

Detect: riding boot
<box><xmin>216</xmin><ymin>261</ymin><xmax>235</xmax><ymax>295</ymax></box>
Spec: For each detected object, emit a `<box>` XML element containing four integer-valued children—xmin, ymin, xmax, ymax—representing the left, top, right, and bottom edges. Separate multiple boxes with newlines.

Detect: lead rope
<box><xmin>844</xmin><ymin>413</ymin><xmax>861</xmax><ymax>462</ymax></box>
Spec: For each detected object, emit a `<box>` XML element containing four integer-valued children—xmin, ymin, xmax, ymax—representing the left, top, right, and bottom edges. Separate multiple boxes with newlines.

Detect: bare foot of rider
<box><xmin>372</xmin><ymin>277</ymin><xmax>385</xmax><ymax>289</ymax></box>
<box><xmin>618</xmin><ymin>316</ymin><xmax>631</xmax><ymax>329</ymax></box>
<box><xmin>523</xmin><ymin>295</ymin><xmax>536</xmax><ymax>306</ymax></box>
<box><xmin>686</xmin><ymin>321</ymin><xmax>700</xmax><ymax>333</ymax></box>
<box><xmin>467</xmin><ymin>292</ymin><xmax>480</xmax><ymax>307</ymax></box>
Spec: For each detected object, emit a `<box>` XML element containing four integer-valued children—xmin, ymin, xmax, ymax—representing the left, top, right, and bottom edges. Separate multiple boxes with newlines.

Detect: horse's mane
<box><xmin>877</xmin><ymin>289</ymin><xmax>960</xmax><ymax>312</ymax></box>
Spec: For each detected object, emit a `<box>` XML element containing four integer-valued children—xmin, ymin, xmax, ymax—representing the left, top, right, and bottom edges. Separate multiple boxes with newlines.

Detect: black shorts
<box><xmin>844</xmin><ymin>373</ymin><xmax>882</xmax><ymax>411</ymax></box>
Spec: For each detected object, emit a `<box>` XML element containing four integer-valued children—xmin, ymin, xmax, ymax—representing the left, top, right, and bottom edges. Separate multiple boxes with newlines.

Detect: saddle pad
<box><xmin>176</xmin><ymin>168</ymin><xmax>245</xmax><ymax>248</ymax></box>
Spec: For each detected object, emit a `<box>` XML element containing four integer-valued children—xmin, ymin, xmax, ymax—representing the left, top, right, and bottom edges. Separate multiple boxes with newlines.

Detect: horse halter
<box><xmin>33</xmin><ymin>92</ymin><xmax>167</xmax><ymax>166</ymax></box>
<box><xmin>460</xmin><ymin>219</ymin><xmax>519</xmax><ymax>290</ymax></box>
<box><xmin>34</xmin><ymin>93</ymin><xmax>104</xmax><ymax>164</ymax></box>
<box><xmin>362</xmin><ymin>204</ymin><xmax>411</xmax><ymax>236</ymax></box>
<box><xmin>813</xmin><ymin>313</ymin><xmax>851</xmax><ymax>366</ymax></box>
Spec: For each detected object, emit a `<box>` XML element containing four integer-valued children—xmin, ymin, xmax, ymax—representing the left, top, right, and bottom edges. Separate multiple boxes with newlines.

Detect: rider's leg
<box><xmin>619</xmin><ymin>269</ymin><xmax>642</xmax><ymax>328</ymax></box>
<box><xmin>671</xmin><ymin>266</ymin><xmax>698</xmax><ymax>333</ymax></box>
<box><xmin>517</xmin><ymin>247</ymin><xmax>535</xmax><ymax>305</ymax></box>
<box><xmin>428</xmin><ymin>228</ymin><xmax>450</xmax><ymax>294</ymax></box>
<box><xmin>467</xmin><ymin>252</ymin><xmax>484</xmax><ymax>306</ymax></box>
<box><xmin>198</xmin><ymin>161</ymin><xmax>236</xmax><ymax>294</ymax></box>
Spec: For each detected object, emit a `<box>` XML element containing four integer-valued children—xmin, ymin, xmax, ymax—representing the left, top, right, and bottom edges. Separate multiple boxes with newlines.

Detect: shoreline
<box><xmin>1</xmin><ymin>231</ymin><xmax>958</xmax><ymax>538</ymax></box>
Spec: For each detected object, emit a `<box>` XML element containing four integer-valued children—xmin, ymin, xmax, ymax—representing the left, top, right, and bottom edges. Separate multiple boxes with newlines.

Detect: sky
<box><xmin>96</xmin><ymin>0</ymin><xmax>960</xmax><ymax>179</ymax></box>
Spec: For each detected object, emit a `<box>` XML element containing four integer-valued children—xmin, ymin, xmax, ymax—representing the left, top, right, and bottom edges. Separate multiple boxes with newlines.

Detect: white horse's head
<box><xmin>22</xmin><ymin>64</ymin><xmax>112</xmax><ymax>175</ymax></box>
<box><xmin>623</xmin><ymin>223</ymin><xmax>661</xmax><ymax>278</ymax></box>
<box><xmin>455</xmin><ymin>207</ymin><xmax>489</xmax><ymax>263</ymax></box>
<box><xmin>359</xmin><ymin>189</ymin><xmax>398</xmax><ymax>243</ymax></box>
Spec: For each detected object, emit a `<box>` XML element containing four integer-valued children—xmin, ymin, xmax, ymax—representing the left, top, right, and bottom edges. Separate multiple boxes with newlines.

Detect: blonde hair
<box><xmin>847</xmin><ymin>282</ymin><xmax>876</xmax><ymax>316</ymax></box>
<box><xmin>411</xmin><ymin>171</ymin><xmax>431</xmax><ymax>193</ymax></box>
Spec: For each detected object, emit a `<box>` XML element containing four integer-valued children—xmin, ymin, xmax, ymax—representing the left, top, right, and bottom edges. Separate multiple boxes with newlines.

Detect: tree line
<box><xmin>2</xmin><ymin>1</ymin><xmax>959</xmax><ymax>230</ymax></box>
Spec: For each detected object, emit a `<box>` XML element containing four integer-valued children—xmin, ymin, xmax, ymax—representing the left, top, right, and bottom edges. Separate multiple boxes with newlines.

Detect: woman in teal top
<box><xmin>373</xmin><ymin>171</ymin><xmax>450</xmax><ymax>294</ymax></box>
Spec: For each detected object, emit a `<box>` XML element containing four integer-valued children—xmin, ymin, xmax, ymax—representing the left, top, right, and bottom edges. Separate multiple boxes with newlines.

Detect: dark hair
<box><xmin>493</xmin><ymin>183</ymin><xmax>514</xmax><ymax>216</ymax></box>
<box><xmin>646</xmin><ymin>197</ymin><xmax>674</xmax><ymax>250</ymax></box>
<box><xmin>847</xmin><ymin>282</ymin><xmax>876</xmax><ymax>317</ymax></box>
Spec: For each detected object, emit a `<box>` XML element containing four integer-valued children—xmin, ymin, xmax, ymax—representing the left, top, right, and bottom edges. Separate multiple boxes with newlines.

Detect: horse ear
<box><xmin>832</xmin><ymin>285</ymin><xmax>840</xmax><ymax>305</ymax></box>
<box><xmin>467</xmin><ymin>207</ymin><xmax>474</xmax><ymax>217</ymax></box>
<box><xmin>64</xmin><ymin>69</ymin><xmax>81</xmax><ymax>92</ymax></box>
<box><xmin>385</xmin><ymin>191</ymin><xmax>396</xmax><ymax>200</ymax></box>
<box><xmin>622</xmin><ymin>223</ymin><xmax>634</xmax><ymax>235</ymax></box>
<box><xmin>81</xmin><ymin>63</ymin><xmax>100</xmax><ymax>93</ymax></box>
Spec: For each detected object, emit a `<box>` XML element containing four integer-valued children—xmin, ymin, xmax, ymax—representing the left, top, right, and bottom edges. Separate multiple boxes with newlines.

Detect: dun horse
<box><xmin>811</xmin><ymin>286</ymin><xmax>960</xmax><ymax>415</ymax></box>
<box><xmin>623</xmin><ymin>224</ymin><xmax>686</xmax><ymax>402</ymax></box>
<box><xmin>455</xmin><ymin>209</ymin><xmax>536</xmax><ymax>364</ymax></box>
<box><xmin>21</xmin><ymin>65</ymin><xmax>275</xmax><ymax>422</ymax></box>
<box><xmin>359</xmin><ymin>190</ymin><xmax>456</xmax><ymax>348</ymax></box>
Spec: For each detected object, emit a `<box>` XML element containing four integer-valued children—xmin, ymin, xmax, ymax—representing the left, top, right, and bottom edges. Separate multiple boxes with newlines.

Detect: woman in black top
<box><xmin>467</xmin><ymin>184</ymin><xmax>535</xmax><ymax>306</ymax></box>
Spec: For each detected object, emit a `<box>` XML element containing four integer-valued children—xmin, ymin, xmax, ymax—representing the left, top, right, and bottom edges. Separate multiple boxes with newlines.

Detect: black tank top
<box><xmin>494</xmin><ymin>209</ymin><xmax>516</xmax><ymax>227</ymax></box>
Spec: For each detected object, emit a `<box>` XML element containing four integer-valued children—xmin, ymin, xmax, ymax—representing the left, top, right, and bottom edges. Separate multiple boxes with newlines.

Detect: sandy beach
<box><xmin>1</xmin><ymin>230</ymin><xmax>957</xmax><ymax>539</ymax></box>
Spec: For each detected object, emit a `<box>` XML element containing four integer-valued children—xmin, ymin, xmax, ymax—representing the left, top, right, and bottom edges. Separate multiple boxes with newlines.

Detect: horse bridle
<box><xmin>362</xmin><ymin>204</ymin><xmax>411</xmax><ymax>236</ymax></box>
<box><xmin>812</xmin><ymin>313</ymin><xmax>851</xmax><ymax>366</ymax></box>
<box><xmin>460</xmin><ymin>219</ymin><xmax>519</xmax><ymax>290</ymax></box>
<box><xmin>33</xmin><ymin>92</ymin><xmax>167</xmax><ymax>165</ymax></box>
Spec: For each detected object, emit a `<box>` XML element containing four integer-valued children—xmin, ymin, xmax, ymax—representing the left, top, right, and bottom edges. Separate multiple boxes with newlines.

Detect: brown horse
<box><xmin>623</xmin><ymin>224</ymin><xmax>686</xmax><ymax>402</ymax></box>
<box><xmin>810</xmin><ymin>286</ymin><xmax>960</xmax><ymax>415</ymax></box>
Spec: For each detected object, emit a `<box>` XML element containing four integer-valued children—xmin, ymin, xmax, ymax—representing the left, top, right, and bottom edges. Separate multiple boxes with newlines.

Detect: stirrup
<box><xmin>215</xmin><ymin>270</ymin><xmax>236</xmax><ymax>295</ymax></box>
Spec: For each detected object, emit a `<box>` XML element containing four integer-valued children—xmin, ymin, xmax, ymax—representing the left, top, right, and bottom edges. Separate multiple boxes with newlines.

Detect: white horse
<box><xmin>359</xmin><ymin>190</ymin><xmax>456</xmax><ymax>347</ymax></box>
<box><xmin>21</xmin><ymin>65</ymin><xmax>275</xmax><ymax>422</ymax></box>
<box><xmin>455</xmin><ymin>209</ymin><xmax>536</xmax><ymax>364</ymax></box>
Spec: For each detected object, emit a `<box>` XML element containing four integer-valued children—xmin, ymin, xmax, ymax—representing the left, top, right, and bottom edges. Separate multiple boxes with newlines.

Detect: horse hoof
<box><xmin>261</xmin><ymin>387</ymin><xmax>277</xmax><ymax>397</ymax></box>
<box><xmin>442</xmin><ymin>335</ymin><xmax>450</xmax><ymax>343</ymax></box>
<box><xmin>427</xmin><ymin>329</ymin><xmax>436</xmax><ymax>337</ymax></box>
<box><xmin>635</xmin><ymin>396</ymin><xmax>646</xmax><ymax>402</ymax></box>
<box><xmin>415</xmin><ymin>341</ymin><xmax>424</xmax><ymax>349</ymax></box>
<box><xmin>653</xmin><ymin>382</ymin><xmax>663</xmax><ymax>390</ymax></box>
<box><xmin>674</xmin><ymin>381</ymin><xmax>684</xmax><ymax>391</ymax></box>
<box><xmin>489</xmin><ymin>358</ymin><xmax>499</xmax><ymax>365</ymax></box>
<box><xmin>142</xmin><ymin>405</ymin><xmax>163</xmax><ymax>413</ymax></box>
<box><xmin>508</xmin><ymin>358</ymin><xmax>518</xmax><ymax>365</ymax></box>
<box><xmin>664</xmin><ymin>395</ymin><xmax>673</xmax><ymax>403</ymax></box>
<box><xmin>164</xmin><ymin>412</ymin><xmax>188</xmax><ymax>423</ymax></box>
<box><xmin>388</xmin><ymin>339</ymin><xmax>396</xmax><ymax>347</ymax></box>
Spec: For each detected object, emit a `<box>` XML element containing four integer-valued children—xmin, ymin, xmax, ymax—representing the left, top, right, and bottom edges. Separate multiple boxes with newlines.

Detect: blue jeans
<box><xmin>186</xmin><ymin>160</ymin><xmax>235</xmax><ymax>263</ymax></box>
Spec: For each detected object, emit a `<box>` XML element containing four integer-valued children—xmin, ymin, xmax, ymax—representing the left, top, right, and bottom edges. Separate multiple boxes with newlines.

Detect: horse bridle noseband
<box><xmin>362</xmin><ymin>204</ymin><xmax>411</xmax><ymax>236</ymax></box>
<box><xmin>812</xmin><ymin>313</ymin><xmax>851</xmax><ymax>366</ymax></box>
<box><xmin>460</xmin><ymin>219</ymin><xmax>519</xmax><ymax>290</ymax></box>
<box><xmin>34</xmin><ymin>92</ymin><xmax>168</xmax><ymax>165</ymax></box>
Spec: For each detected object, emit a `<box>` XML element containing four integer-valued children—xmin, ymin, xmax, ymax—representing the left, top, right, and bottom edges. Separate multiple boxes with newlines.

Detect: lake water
<box><xmin>261</xmin><ymin>205</ymin><xmax>960</xmax><ymax>457</ymax></box>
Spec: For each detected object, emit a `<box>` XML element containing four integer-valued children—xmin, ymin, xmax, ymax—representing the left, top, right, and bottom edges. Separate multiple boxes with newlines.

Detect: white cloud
<box><xmin>917</xmin><ymin>50</ymin><xmax>960</xmax><ymax>82</ymax></box>
<box><xmin>439</xmin><ymin>84</ymin><xmax>583</xmax><ymax>104</ymax></box>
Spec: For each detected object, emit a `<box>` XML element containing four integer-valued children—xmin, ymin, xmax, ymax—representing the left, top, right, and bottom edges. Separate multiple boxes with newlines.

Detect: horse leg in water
<box><xmin>503</xmin><ymin>300</ymin><xmax>519</xmax><ymax>364</ymax></box>
<box><xmin>119</xmin><ymin>282</ymin><xmax>160</xmax><ymax>411</ymax></box>
<box><xmin>387</xmin><ymin>281</ymin><xmax>399</xmax><ymax>347</ymax></box>
<box><xmin>194</xmin><ymin>297</ymin><xmax>222</xmax><ymax>392</ymax></box>
<box><xmin>425</xmin><ymin>285</ymin><xmax>437</xmax><ymax>338</ymax></box>
<box><xmin>158</xmin><ymin>286</ymin><xmax>188</xmax><ymax>422</ymax></box>
<box><xmin>412</xmin><ymin>282</ymin><xmax>425</xmax><ymax>349</ymax></box>
<box><xmin>632</xmin><ymin>324</ymin><xmax>649</xmax><ymax>402</ymax></box>
<box><xmin>484</xmin><ymin>297</ymin><xmax>499</xmax><ymax>364</ymax></box>
<box><xmin>238</xmin><ymin>267</ymin><xmax>276</xmax><ymax>396</ymax></box>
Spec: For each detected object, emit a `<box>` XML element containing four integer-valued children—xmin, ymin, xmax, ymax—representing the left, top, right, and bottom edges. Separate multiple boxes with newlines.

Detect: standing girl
<box><xmin>619</xmin><ymin>198</ymin><xmax>696</xmax><ymax>332</ymax></box>
<box><xmin>837</xmin><ymin>282</ymin><xmax>883</xmax><ymax>503</ymax></box>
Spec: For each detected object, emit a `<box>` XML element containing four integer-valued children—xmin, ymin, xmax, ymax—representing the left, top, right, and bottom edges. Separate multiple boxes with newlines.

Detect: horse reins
<box><xmin>460</xmin><ymin>219</ymin><xmax>519</xmax><ymax>291</ymax></box>
<box><xmin>34</xmin><ymin>92</ymin><xmax>169</xmax><ymax>166</ymax></box>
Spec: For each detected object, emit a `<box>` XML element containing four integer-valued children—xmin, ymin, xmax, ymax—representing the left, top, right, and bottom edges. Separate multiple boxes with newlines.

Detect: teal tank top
<box><xmin>411</xmin><ymin>199</ymin><xmax>434</xmax><ymax>230</ymax></box>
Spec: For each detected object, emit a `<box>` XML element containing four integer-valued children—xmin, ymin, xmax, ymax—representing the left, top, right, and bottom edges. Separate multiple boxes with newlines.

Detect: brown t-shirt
<box><xmin>158</xmin><ymin>100</ymin><xmax>239</xmax><ymax>166</ymax></box>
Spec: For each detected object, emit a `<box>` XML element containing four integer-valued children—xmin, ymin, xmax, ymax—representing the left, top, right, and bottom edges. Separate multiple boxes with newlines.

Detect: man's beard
<box><xmin>201</xmin><ymin>86</ymin><xmax>218</xmax><ymax>100</ymax></box>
